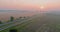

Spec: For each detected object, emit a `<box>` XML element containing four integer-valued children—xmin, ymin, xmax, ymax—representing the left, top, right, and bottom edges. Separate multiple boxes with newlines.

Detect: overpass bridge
<box><xmin>0</xmin><ymin>14</ymin><xmax>60</xmax><ymax>32</ymax></box>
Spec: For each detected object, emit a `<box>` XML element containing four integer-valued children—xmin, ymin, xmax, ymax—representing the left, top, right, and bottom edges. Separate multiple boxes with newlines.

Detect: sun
<box><xmin>40</xmin><ymin>6</ymin><xmax>44</xmax><ymax>9</ymax></box>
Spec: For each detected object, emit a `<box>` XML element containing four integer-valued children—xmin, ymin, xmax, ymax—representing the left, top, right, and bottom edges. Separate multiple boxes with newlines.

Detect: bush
<box><xmin>0</xmin><ymin>20</ymin><xmax>2</xmax><ymax>24</ymax></box>
<box><xmin>10</xmin><ymin>16</ymin><xmax>14</xmax><ymax>21</ymax></box>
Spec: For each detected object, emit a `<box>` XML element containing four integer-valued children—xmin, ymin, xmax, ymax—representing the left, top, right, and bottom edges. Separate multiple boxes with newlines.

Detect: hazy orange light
<box><xmin>40</xmin><ymin>6</ymin><xmax>44</xmax><ymax>9</ymax></box>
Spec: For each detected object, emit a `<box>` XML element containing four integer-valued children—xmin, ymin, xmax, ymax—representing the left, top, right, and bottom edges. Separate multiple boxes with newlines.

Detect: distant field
<box><xmin>0</xmin><ymin>10</ymin><xmax>38</xmax><ymax>21</ymax></box>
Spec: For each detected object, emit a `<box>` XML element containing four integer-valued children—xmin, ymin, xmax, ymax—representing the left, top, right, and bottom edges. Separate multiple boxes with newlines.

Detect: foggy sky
<box><xmin>0</xmin><ymin>0</ymin><xmax>60</xmax><ymax>11</ymax></box>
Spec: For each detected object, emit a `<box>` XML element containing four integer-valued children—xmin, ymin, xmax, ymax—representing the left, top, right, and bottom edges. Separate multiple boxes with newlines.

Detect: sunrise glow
<box><xmin>0</xmin><ymin>0</ymin><xmax>60</xmax><ymax>11</ymax></box>
<box><xmin>40</xmin><ymin>6</ymin><xmax>44</xmax><ymax>9</ymax></box>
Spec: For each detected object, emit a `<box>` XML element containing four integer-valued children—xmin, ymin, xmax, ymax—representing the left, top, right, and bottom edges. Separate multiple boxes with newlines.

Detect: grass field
<box><xmin>0</xmin><ymin>13</ymin><xmax>60</xmax><ymax>32</ymax></box>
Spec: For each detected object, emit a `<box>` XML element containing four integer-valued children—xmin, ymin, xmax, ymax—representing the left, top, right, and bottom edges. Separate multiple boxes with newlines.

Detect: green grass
<box><xmin>1</xmin><ymin>14</ymin><xmax>60</xmax><ymax>32</ymax></box>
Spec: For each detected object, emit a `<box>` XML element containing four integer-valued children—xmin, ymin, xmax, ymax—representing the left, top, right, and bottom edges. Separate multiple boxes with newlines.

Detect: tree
<box><xmin>0</xmin><ymin>20</ymin><xmax>2</xmax><ymax>24</ymax></box>
<box><xmin>19</xmin><ymin>17</ymin><xmax>22</xmax><ymax>19</ymax></box>
<box><xmin>23</xmin><ymin>16</ymin><xmax>26</xmax><ymax>18</ymax></box>
<box><xmin>10</xmin><ymin>16</ymin><xmax>14</xmax><ymax>21</ymax></box>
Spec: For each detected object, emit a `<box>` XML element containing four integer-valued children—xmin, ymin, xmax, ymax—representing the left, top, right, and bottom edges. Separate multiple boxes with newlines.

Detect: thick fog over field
<box><xmin>47</xmin><ymin>10</ymin><xmax>60</xmax><ymax>15</ymax></box>
<box><xmin>0</xmin><ymin>10</ymin><xmax>39</xmax><ymax>21</ymax></box>
<box><xmin>0</xmin><ymin>9</ymin><xmax>60</xmax><ymax>21</ymax></box>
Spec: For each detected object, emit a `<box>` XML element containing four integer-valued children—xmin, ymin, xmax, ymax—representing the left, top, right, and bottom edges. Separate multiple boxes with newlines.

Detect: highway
<box><xmin>0</xmin><ymin>14</ymin><xmax>39</xmax><ymax>31</ymax></box>
<box><xmin>0</xmin><ymin>14</ymin><xmax>60</xmax><ymax>32</ymax></box>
